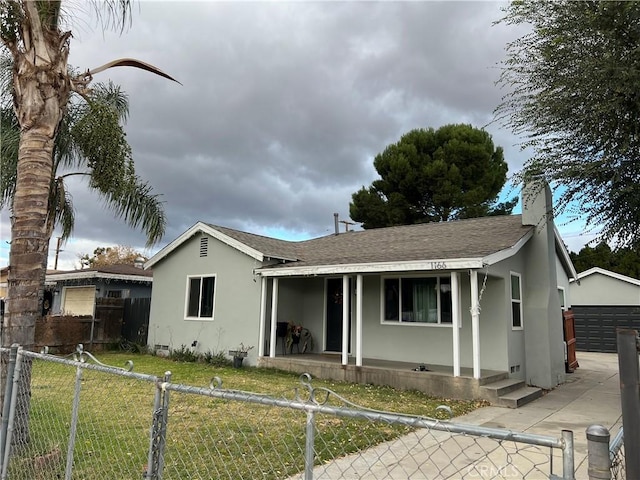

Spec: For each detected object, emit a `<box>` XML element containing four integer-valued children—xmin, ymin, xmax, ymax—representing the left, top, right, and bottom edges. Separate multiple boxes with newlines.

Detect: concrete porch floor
<box><xmin>258</xmin><ymin>353</ymin><xmax>509</xmax><ymax>403</ymax></box>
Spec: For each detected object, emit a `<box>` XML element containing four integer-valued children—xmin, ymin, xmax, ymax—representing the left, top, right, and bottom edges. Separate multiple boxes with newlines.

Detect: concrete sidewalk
<box><xmin>456</xmin><ymin>351</ymin><xmax>622</xmax><ymax>477</ymax></box>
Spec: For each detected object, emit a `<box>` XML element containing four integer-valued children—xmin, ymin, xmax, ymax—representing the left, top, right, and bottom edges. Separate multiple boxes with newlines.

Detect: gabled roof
<box><xmin>571</xmin><ymin>267</ymin><xmax>640</xmax><ymax>287</ymax></box>
<box><xmin>145</xmin><ymin>222</ymin><xmax>298</xmax><ymax>269</ymax></box>
<box><xmin>46</xmin><ymin>264</ymin><xmax>152</xmax><ymax>283</ymax></box>
<box><xmin>147</xmin><ymin>215</ymin><xmax>564</xmax><ymax>276</ymax></box>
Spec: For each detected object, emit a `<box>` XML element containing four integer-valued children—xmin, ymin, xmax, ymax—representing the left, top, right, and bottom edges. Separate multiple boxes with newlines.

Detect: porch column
<box><xmin>342</xmin><ymin>275</ymin><xmax>349</xmax><ymax>366</ymax></box>
<box><xmin>258</xmin><ymin>276</ymin><xmax>267</xmax><ymax>357</ymax></box>
<box><xmin>470</xmin><ymin>269</ymin><xmax>481</xmax><ymax>379</ymax></box>
<box><xmin>356</xmin><ymin>274</ymin><xmax>363</xmax><ymax>367</ymax></box>
<box><xmin>269</xmin><ymin>278</ymin><xmax>279</xmax><ymax>358</ymax></box>
<box><xmin>451</xmin><ymin>272</ymin><xmax>461</xmax><ymax>377</ymax></box>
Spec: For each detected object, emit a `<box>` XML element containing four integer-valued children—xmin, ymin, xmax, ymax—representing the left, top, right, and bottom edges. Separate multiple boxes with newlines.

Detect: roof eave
<box><xmin>46</xmin><ymin>272</ymin><xmax>153</xmax><ymax>283</ymax></box>
<box><xmin>482</xmin><ymin>229</ymin><xmax>534</xmax><ymax>266</ymax></box>
<box><xmin>145</xmin><ymin>222</ymin><xmax>269</xmax><ymax>269</ymax></box>
<box><xmin>255</xmin><ymin>258</ymin><xmax>485</xmax><ymax>277</ymax></box>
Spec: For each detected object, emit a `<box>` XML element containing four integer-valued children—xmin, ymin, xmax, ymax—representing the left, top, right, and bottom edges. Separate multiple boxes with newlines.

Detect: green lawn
<box><xmin>10</xmin><ymin>352</ymin><xmax>487</xmax><ymax>479</ymax></box>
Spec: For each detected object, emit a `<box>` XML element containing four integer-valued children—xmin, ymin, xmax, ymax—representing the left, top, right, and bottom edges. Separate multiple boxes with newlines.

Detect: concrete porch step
<box><xmin>481</xmin><ymin>378</ymin><xmax>526</xmax><ymax>397</ymax></box>
<box><xmin>498</xmin><ymin>386</ymin><xmax>544</xmax><ymax>409</ymax></box>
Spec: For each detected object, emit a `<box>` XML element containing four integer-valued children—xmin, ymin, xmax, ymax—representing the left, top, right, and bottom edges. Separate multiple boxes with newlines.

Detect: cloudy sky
<box><xmin>0</xmin><ymin>1</ymin><xmax>598</xmax><ymax>270</ymax></box>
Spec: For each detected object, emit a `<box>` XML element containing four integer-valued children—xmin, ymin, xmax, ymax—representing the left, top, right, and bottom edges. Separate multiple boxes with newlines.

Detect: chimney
<box><xmin>334</xmin><ymin>213</ymin><xmax>339</xmax><ymax>235</ymax></box>
<box><xmin>522</xmin><ymin>177</ymin><xmax>553</xmax><ymax>228</ymax></box>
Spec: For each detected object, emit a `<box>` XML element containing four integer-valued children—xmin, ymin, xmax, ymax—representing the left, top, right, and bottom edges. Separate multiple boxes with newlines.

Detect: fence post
<box><xmin>146</xmin><ymin>371</ymin><xmax>171</xmax><ymax>480</ymax></box>
<box><xmin>304</xmin><ymin>410</ymin><xmax>315</xmax><ymax>480</ymax></box>
<box><xmin>616</xmin><ymin>328</ymin><xmax>640</xmax><ymax>480</ymax></box>
<box><xmin>586</xmin><ymin>425</ymin><xmax>611</xmax><ymax>480</ymax></box>
<box><xmin>64</xmin><ymin>359</ymin><xmax>85</xmax><ymax>480</ymax></box>
<box><xmin>0</xmin><ymin>345</ymin><xmax>18</xmax><ymax>474</ymax></box>
<box><xmin>1</xmin><ymin>346</ymin><xmax>23</xmax><ymax>480</ymax></box>
<box><xmin>562</xmin><ymin>429</ymin><xmax>575</xmax><ymax>480</ymax></box>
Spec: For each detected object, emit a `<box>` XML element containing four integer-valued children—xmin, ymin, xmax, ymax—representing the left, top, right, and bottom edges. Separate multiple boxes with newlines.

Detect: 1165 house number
<box><xmin>430</xmin><ymin>262</ymin><xmax>447</xmax><ymax>270</ymax></box>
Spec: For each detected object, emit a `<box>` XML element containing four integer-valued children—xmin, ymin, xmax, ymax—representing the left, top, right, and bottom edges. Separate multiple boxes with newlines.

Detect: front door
<box><xmin>325</xmin><ymin>278</ymin><xmax>351</xmax><ymax>352</ymax></box>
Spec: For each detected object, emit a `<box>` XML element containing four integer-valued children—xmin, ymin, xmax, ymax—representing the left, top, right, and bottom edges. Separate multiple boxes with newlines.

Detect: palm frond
<box><xmin>50</xmin><ymin>177</ymin><xmax>75</xmax><ymax>241</ymax></box>
<box><xmin>89</xmin><ymin>58</ymin><xmax>181</xmax><ymax>85</ymax></box>
<box><xmin>0</xmin><ymin>106</ymin><xmax>19</xmax><ymax>209</ymax></box>
<box><xmin>93</xmin><ymin>175</ymin><xmax>166</xmax><ymax>247</ymax></box>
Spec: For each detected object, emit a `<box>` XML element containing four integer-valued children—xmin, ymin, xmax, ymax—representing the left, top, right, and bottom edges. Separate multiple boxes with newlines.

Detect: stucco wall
<box><xmin>148</xmin><ymin>234</ymin><xmax>263</xmax><ymax>364</ymax></box>
<box><xmin>570</xmin><ymin>273</ymin><xmax>640</xmax><ymax>306</ymax></box>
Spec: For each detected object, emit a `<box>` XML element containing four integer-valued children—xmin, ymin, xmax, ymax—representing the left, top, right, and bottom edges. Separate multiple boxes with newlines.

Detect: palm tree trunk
<box><xmin>6</xmin><ymin>131</ymin><xmax>56</xmax><ymax>350</ymax></box>
<box><xmin>3</xmin><ymin>3</ymin><xmax>70</xmax><ymax>451</ymax></box>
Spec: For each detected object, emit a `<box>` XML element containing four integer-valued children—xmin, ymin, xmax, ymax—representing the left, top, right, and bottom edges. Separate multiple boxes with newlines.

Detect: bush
<box><xmin>169</xmin><ymin>344</ymin><xmax>199</xmax><ymax>363</ymax></box>
<box><xmin>202</xmin><ymin>350</ymin><xmax>232</xmax><ymax>367</ymax></box>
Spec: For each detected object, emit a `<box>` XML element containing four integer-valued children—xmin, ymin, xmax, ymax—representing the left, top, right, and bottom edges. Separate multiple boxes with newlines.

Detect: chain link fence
<box><xmin>0</xmin><ymin>345</ymin><xmax>576</xmax><ymax>479</ymax></box>
<box><xmin>609</xmin><ymin>427</ymin><xmax>624</xmax><ymax>480</ymax></box>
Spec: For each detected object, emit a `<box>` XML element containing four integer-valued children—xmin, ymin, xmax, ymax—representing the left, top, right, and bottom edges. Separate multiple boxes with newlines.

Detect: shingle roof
<box><xmin>48</xmin><ymin>264</ymin><xmax>153</xmax><ymax>279</ymax></box>
<box><xmin>212</xmin><ymin>215</ymin><xmax>532</xmax><ymax>270</ymax></box>
<box><xmin>210</xmin><ymin>225</ymin><xmax>299</xmax><ymax>261</ymax></box>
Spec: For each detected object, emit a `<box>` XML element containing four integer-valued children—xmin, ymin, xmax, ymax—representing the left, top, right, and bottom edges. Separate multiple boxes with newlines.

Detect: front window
<box><xmin>383</xmin><ymin>276</ymin><xmax>452</xmax><ymax>325</ymax></box>
<box><xmin>186</xmin><ymin>275</ymin><xmax>216</xmax><ymax>319</ymax></box>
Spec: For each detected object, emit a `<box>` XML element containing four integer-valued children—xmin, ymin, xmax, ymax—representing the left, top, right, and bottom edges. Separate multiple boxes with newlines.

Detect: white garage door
<box><xmin>62</xmin><ymin>286</ymin><xmax>96</xmax><ymax>316</ymax></box>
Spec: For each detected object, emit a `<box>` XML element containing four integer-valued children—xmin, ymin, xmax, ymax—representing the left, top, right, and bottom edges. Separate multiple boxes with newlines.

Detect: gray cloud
<box><xmin>0</xmin><ymin>1</ymin><xmax>591</xmax><ymax>270</ymax></box>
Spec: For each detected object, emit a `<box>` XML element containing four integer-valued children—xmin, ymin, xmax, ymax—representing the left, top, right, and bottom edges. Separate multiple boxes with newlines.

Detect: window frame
<box><xmin>380</xmin><ymin>274</ymin><xmax>454</xmax><ymax>327</ymax></box>
<box><xmin>510</xmin><ymin>272</ymin><xmax>523</xmax><ymax>330</ymax></box>
<box><xmin>184</xmin><ymin>274</ymin><xmax>217</xmax><ymax>321</ymax></box>
<box><xmin>557</xmin><ymin>286</ymin><xmax>566</xmax><ymax>311</ymax></box>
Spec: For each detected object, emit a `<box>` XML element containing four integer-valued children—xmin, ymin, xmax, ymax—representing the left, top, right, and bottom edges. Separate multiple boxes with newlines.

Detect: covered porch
<box><xmin>257</xmin><ymin>352</ymin><xmax>510</xmax><ymax>404</ymax></box>
<box><xmin>257</xmin><ymin>269</ymin><xmax>490</xmax><ymax>379</ymax></box>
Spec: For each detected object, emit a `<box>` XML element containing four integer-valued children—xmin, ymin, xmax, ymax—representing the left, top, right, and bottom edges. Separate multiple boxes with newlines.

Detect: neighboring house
<box><xmin>147</xmin><ymin>181</ymin><xmax>577</xmax><ymax>406</ymax></box>
<box><xmin>0</xmin><ymin>266</ymin><xmax>7</xmax><ymax>300</ymax></box>
<box><xmin>47</xmin><ymin>264</ymin><xmax>153</xmax><ymax>316</ymax></box>
<box><xmin>569</xmin><ymin>267</ymin><xmax>640</xmax><ymax>353</ymax></box>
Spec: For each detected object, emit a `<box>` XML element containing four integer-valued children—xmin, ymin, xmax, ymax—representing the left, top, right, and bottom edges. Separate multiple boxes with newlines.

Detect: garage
<box><xmin>569</xmin><ymin>267</ymin><xmax>640</xmax><ymax>353</ymax></box>
<box><xmin>572</xmin><ymin>305</ymin><xmax>640</xmax><ymax>352</ymax></box>
<box><xmin>61</xmin><ymin>286</ymin><xmax>96</xmax><ymax>316</ymax></box>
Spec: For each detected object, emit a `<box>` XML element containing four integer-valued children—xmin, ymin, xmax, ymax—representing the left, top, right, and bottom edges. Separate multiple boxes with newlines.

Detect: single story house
<box><xmin>569</xmin><ymin>267</ymin><xmax>640</xmax><ymax>352</ymax></box>
<box><xmin>146</xmin><ymin>181</ymin><xmax>577</xmax><ymax>406</ymax></box>
<box><xmin>47</xmin><ymin>264</ymin><xmax>153</xmax><ymax>316</ymax></box>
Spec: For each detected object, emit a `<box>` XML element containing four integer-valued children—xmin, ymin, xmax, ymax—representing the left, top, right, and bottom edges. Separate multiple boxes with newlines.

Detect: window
<box><xmin>185</xmin><ymin>275</ymin><xmax>216</xmax><ymax>319</ymax></box>
<box><xmin>557</xmin><ymin>287</ymin><xmax>566</xmax><ymax>310</ymax></box>
<box><xmin>107</xmin><ymin>290</ymin><xmax>122</xmax><ymax>298</ymax></box>
<box><xmin>511</xmin><ymin>273</ymin><xmax>523</xmax><ymax>329</ymax></box>
<box><xmin>382</xmin><ymin>276</ymin><xmax>452</xmax><ymax>325</ymax></box>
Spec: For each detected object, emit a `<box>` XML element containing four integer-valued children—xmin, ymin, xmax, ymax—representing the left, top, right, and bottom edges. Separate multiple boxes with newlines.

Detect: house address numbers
<box><xmin>430</xmin><ymin>262</ymin><xmax>447</xmax><ymax>270</ymax></box>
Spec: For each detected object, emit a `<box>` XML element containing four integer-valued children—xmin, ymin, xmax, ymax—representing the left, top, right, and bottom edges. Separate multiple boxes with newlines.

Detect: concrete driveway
<box><xmin>458</xmin><ymin>351</ymin><xmax>622</xmax><ymax>477</ymax></box>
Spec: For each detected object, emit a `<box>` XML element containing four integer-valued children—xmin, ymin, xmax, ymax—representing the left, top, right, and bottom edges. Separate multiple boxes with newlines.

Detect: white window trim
<box><xmin>380</xmin><ymin>273</ymin><xmax>454</xmax><ymax>327</ymax></box>
<box><xmin>184</xmin><ymin>274</ymin><xmax>217</xmax><ymax>321</ymax></box>
<box><xmin>557</xmin><ymin>286</ymin><xmax>566</xmax><ymax>311</ymax></box>
<box><xmin>510</xmin><ymin>272</ymin><xmax>523</xmax><ymax>330</ymax></box>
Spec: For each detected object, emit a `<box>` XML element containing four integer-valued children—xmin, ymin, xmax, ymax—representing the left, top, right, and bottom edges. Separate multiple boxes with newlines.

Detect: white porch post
<box><xmin>470</xmin><ymin>270</ymin><xmax>481</xmax><ymax>379</ymax></box>
<box><xmin>342</xmin><ymin>275</ymin><xmax>349</xmax><ymax>366</ymax></box>
<box><xmin>356</xmin><ymin>274</ymin><xmax>363</xmax><ymax>367</ymax></box>
<box><xmin>269</xmin><ymin>278</ymin><xmax>279</xmax><ymax>358</ymax></box>
<box><xmin>258</xmin><ymin>276</ymin><xmax>267</xmax><ymax>357</ymax></box>
<box><xmin>451</xmin><ymin>272</ymin><xmax>461</xmax><ymax>377</ymax></box>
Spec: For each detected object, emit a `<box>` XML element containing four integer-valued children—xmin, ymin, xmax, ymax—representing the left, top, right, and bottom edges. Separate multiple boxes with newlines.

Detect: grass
<box><xmin>10</xmin><ymin>351</ymin><xmax>487</xmax><ymax>479</ymax></box>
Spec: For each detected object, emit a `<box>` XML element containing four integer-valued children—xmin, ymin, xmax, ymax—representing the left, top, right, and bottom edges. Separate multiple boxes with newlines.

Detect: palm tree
<box><xmin>0</xmin><ymin>1</ymin><xmax>177</xmax><ymax>350</ymax></box>
<box><xmin>1</xmin><ymin>74</ymin><xmax>166</xmax><ymax>251</ymax></box>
